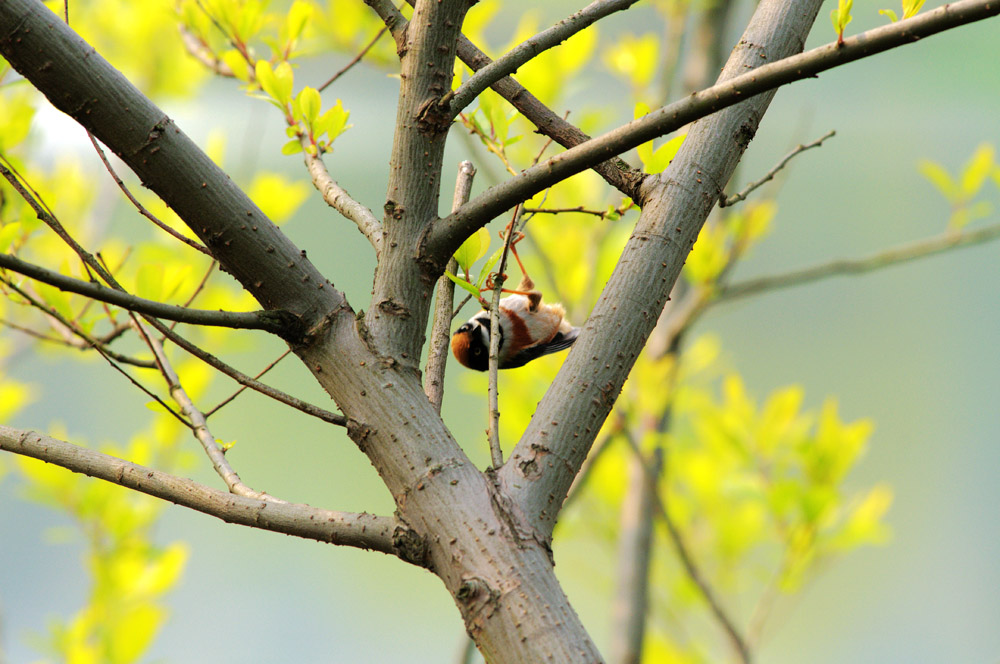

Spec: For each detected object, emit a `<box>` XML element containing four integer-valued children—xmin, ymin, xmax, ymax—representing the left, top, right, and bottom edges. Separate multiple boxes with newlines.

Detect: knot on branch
<box><xmin>456</xmin><ymin>576</ymin><xmax>500</xmax><ymax>635</ymax></box>
<box><xmin>261</xmin><ymin>309</ymin><xmax>307</xmax><ymax>343</ymax></box>
<box><xmin>392</xmin><ymin>523</ymin><xmax>428</xmax><ymax>567</ymax></box>
<box><xmin>416</xmin><ymin>97</ymin><xmax>452</xmax><ymax>135</ymax></box>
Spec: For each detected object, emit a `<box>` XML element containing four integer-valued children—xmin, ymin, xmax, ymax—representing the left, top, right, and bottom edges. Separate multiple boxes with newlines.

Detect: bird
<box><xmin>451</xmin><ymin>229</ymin><xmax>579</xmax><ymax>371</ymax></box>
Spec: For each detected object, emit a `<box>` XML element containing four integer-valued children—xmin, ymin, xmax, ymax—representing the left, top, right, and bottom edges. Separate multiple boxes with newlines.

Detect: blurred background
<box><xmin>1</xmin><ymin>0</ymin><xmax>998</xmax><ymax>662</ymax></box>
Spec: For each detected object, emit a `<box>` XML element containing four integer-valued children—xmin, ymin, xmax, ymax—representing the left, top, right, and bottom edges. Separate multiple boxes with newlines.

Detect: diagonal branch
<box><xmin>0</xmin><ymin>425</ymin><xmax>403</xmax><ymax>556</ymax></box>
<box><xmin>445</xmin><ymin>0</ymin><xmax>642</xmax><ymax>118</ymax></box>
<box><xmin>497</xmin><ymin>0</ymin><xmax>826</xmax><ymax>541</ymax></box>
<box><xmin>300</xmin><ymin>135</ymin><xmax>383</xmax><ymax>250</ymax></box>
<box><xmin>720</xmin><ymin>129</ymin><xmax>836</xmax><ymax>207</ymax></box>
<box><xmin>719</xmin><ymin>220</ymin><xmax>1000</xmax><ymax>301</ymax></box>
<box><xmin>423</xmin><ymin>0</ymin><xmax>1000</xmax><ymax>267</ymax></box>
<box><xmin>0</xmin><ymin>252</ymin><xmax>293</xmax><ymax>333</ymax></box>
<box><xmin>137</xmin><ymin>320</ymin><xmax>270</xmax><ymax>499</ymax></box>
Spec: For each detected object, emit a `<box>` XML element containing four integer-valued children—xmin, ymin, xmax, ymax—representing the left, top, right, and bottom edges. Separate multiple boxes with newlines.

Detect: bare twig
<box><xmin>147</xmin><ymin>317</ymin><xmax>347</xmax><ymax>426</ymax></box>
<box><xmin>135</xmin><ymin>319</ymin><xmax>269</xmax><ymax>498</ymax></box>
<box><xmin>87</xmin><ymin>132</ymin><xmax>213</xmax><ymax>254</ymax></box>
<box><xmin>0</xmin><ymin>425</ymin><xmax>402</xmax><ymax>556</ymax></box>
<box><xmin>300</xmin><ymin>134</ymin><xmax>383</xmax><ymax>249</ymax></box>
<box><xmin>446</xmin><ymin>0</ymin><xmax>642</xmax><ymax>117</ymax></box>
<box><xmin>318</xmin><ymin>25</ymin><xmax>389</xmax><ymax>91</ymax></box>
<box><xmin>425</xmin><ymin>161</ymin><xmax>476</xmax><ymax>413</ymax></box>
<box><xmin>205</xmin><ymin>350</ymin><xmax>291</xmax><ymax>418</ymax></box>
<box><xmin>720</xmin><ymin>130</ymin><xmax>835</xmax><ymax>207</ymax></box>
<box><xmin>719</xmin><ymin>221</ymin><xmax>1000</xmax><ymax>302</ymax></box>
<box><xmin>0</xmin><ymin>252</ymin><xmax>292</xmax><ymax>333</ymax></box>
<box><xmin>486</xmin><ymin>206</ymin><xmax>522</xmax><ymax>469</ymax></box>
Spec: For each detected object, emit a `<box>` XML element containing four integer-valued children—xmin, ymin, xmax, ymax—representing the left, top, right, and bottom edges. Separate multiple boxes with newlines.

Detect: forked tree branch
<box><xmin>424</xmin><ymin>0</ymin><xmax>1000</xmax><ymax>266</ymax></box>
<box><xmin>0</xmin><ymin>425</ymin><xmax>402</xmax><ymax>555</ymax></box>
<box><xmin>445</xmin><ymin>0</ymin><xmax>643</xmax><ymax>118</ymax></box>
<box><xmin>0</xmin><ymin>252</ymin><xmax>293</xmax><ymax>333</ymax></box>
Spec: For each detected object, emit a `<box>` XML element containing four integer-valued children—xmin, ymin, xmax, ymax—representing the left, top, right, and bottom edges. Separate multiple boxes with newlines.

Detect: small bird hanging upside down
<box><xmin>450</xmin><ymin>230</ymin><xmax>580</xmax><ymax>371</ymax></box>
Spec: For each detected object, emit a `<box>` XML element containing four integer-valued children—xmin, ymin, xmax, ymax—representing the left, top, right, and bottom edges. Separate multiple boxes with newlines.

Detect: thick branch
<box><xmin>0</xmin><ymin>252</ymin><xmax>291</xmax><ymax>333</ymax></box>
<box><xmin>423</xmin><ymin>0</ymin><xmax>1000</xmax><ymax>266</ymax></box>
<box><xmin>0</xmin><ymin>425</ymin><xmax>401</xmax><ymax>555</ymax></box>
<box><xmin>446</xmin><ymin>0</ymin><xmax>642</xmax><ymax>117</ymax></box>
<box><xmin>498</xmin><ymin>0</ymin><xmax>826</xmax><ymax>538</ymax></box>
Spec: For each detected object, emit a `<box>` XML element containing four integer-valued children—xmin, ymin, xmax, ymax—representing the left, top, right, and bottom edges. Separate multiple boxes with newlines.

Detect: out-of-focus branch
<box><xmin>610</xmin><ymin>443</ymin><xmax>662</xmax><ymax>664</ymax></box>
<box><xmin>425</xmin><ymin>161</ymin><xmax>476</xmax><ymax>413</ymax></box>
<box><xmin>0</xmin><ymin>425</ymin><xmax>402</xmax><ymax>556</ymax></box>
<box><xmin>719</xmin><ymin>221</ymin><xmax>1000</xmax><ymax>302</ymax></box>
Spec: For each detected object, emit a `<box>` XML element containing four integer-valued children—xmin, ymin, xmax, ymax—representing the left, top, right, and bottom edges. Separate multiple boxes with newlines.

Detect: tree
<box><xmin>0</xmin><ymin>0</ymin><xmax>998</xmax><ymax>662</ymax></box>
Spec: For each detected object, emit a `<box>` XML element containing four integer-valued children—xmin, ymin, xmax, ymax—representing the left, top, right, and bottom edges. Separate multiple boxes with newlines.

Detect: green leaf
<box><xmin>255</xmin><ymin>60</ymin><xmax>280</xmax><ymax>102</ymax></box>
<box><xmin>220</xmin><ymin>50</ymin><xmax>250</xmax><ymax>82</ymax></box>
<box><xmin>281</xmin><ymin>138</ymin><xmax>303</xmax><ymax>154</ymax></box>
<box><xmin>878</xmin><ymin>8</ymin><xmax>899</xmax><ymax>22</ymax></box>
<box><xmin>273</xmin><ymin>61</ymin><xmax>295</xmax><ymax>103</ymax></box>
<box><xmin>902</xmin><ymin>0</ymin><xmax>926</xmax><ymax>19</ymax></box>
<box><xmin>918</xmin><ymin>159</ymin><xmax>957</xmax><ymax>201</ymax></box>
<box><xmin>444</xmin><ymin>270</ymin><xmax>482</xmax><ymax>298</ymax></box>
<box><xmin>453</xmin><ymin>227</ymin><xmax>490</xmax><ymax>271</ymax></box>
<box><xmin>960</xmin><ymin>144</ymin><xmax>995</xmax><ymax>198</ymax></box>
<box><xmin>830</xmin><ymin>0</ymin><xmax>853</xmax><ymax>39</ymax></box>
<box><xmin>285</xmin><ymin>0</ymin><xmax>313</xmax><ymax>44</ymax></box>
<box><xmin>297</xmin><ymin>86</ymin><xmax>322</xmax><ymax>126</ymax></box>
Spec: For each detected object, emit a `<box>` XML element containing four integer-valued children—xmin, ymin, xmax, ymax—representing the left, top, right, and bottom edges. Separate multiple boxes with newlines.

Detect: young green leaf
<box><xmin>445</xmin><ymin>270</ymin><xmax>483</xmax><ymax>298</ymax></box>
<box><xmin>453</xmin><ymin>227</ymin><xmax>490</xmax><ymax>271</ymax></box>
<box><xmin>830</xmin><ymin>0</ymin><xmax>853</xmax><ymax>44</ymax></box>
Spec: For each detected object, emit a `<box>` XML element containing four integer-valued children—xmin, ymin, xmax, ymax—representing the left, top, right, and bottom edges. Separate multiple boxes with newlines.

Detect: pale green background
<box><xmin>2</xmin><ymin>2</ymin><xmax>999</xmax><ymax>662</ymax></box>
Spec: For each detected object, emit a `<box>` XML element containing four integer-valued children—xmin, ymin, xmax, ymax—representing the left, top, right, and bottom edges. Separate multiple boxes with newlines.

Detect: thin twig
<box><xmin>486</xmin><ymin>206</ymin><xmax>522</xmax><ymax>469</ymax></box>
<box><xmin>178</xmin><ymin>25</ymin><xmax>236</xmax><ymax>77</ymax></box>
<box><xmin>300</xmin><ymin>134</ymin><xmax>383</xmax><ymax>249</ymax></box>
<box><xmin>135</xmin><ymin>318</ymin><xmax>269</xmax><ymax>498</ymax></box>
<box><xmin>719</xmin><ymin>221</ymin><xmax>1000</xmax><ymax>302</ymax></box>
<box><xmin>1</xmin><ymin>276</ymin><xmax>191</xmax><ymax>426</ymax></box>
<box><xmin>87</xmin><ymin>132</ymin><xmax>212</xmax><ymax>254</ymax></box>
<box><xmin>425</xmin><ymin>161</ymin><xmax>476</xmax><ymax>413</ymax></box>
<box><xmin>204</xmin><ymin>349</ymin><xmax>291</xmax><ymax>418</ymax></box>
<box><xmin>0</xmin><ymin>252</ymin><xmax>290</xmax><ymax>333</ymax></box>
<box><xmin>720</xmin><ymin>130</ymin><xmax>835</xmax><ymax>207</ymax></box>
<box><xmin>0</xmin><ymin>425</ymin><xmax>401</xmax><ymax>556</ymax></box>
<box><xmin>318</xmin><ymin>25</ymin><xmax>389</xmax><ymax>91</ymax></box>
<box><xmin>147</xmin><ymin>317</ymin><xmax>347</xmax><ymax>426</ymax></box>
